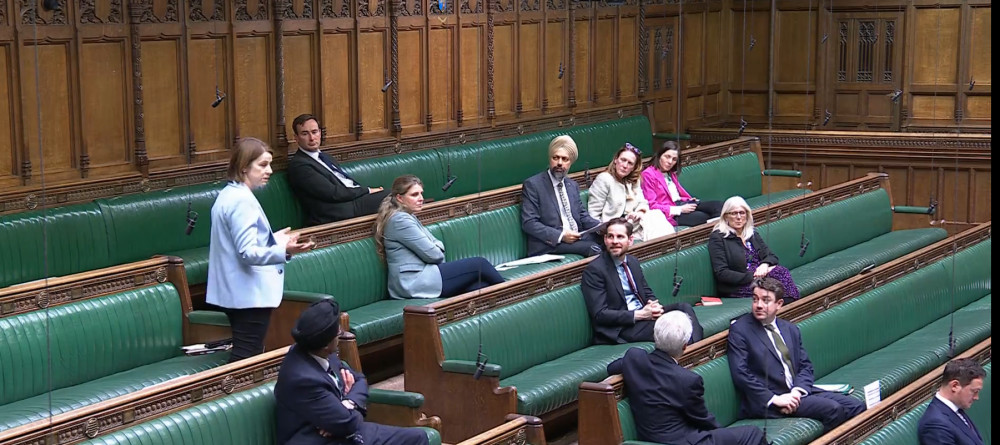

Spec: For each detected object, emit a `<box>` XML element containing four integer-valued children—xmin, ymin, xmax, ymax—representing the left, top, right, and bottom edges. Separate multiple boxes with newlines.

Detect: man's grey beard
<box><xmin>549</xmin><ymin>167</ymin><xmax>566</xmax><ymax>181</ymax></box>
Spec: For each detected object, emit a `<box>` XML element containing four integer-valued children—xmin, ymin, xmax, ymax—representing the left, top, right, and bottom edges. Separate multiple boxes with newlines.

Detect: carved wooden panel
<box><xmin>359</xmin><ymin>31</ymin><xmax>387</xmax><ymax>133</ymax></box>
<box><xmin>187</xmin><ymin>37</ymin><xmax>228</xmax><ymax>152</ymax></box>
<box><xmin>22</xmin><ymin>44</ymin><xmax>75</xmax><ymax>175</ymax></box>
<box><xmin>142</xmin><ymin>40</ymin><xmax>183</xmax><ymax>160</ymax></box>
<box><xmin>235</xmin><ymin>36</ymin><xmax>272</xmax><ymax>141</ymax></box>
<box><xmin>80</xmin><ymin>42</ymin><xmax>130</xmax><ymax>167</ymax></box>
<box><xmin>282</xmin><ymin>35</ymin><xmax>317</xmax><ymax>127</ymax></box>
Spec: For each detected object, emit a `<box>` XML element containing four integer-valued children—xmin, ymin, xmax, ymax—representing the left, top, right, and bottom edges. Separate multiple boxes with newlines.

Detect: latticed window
<box><xmin>837</xmin><ymin>18</ymin><xmax>896</xmax><ymax>83</ymax></box>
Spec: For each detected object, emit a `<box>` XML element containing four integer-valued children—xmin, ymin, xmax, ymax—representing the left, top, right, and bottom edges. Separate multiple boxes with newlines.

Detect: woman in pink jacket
<box><xmin>640</xmin><ymin>141</ymin><xmax>723</xmax><ymax>227</ymax></box>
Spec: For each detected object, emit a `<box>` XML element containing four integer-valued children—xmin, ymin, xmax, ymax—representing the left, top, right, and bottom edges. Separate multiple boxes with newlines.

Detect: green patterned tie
<box><xmin>765</xmin><ymin>324</ymin><xmax>794</xmax><ymax>375</ymax></box>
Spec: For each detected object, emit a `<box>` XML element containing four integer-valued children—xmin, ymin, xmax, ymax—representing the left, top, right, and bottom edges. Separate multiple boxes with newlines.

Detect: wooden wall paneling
<box><xmin>282</xmin><ymin>33</ymin><xmax>318</xmax><ymax>139</ymax></box>
<box><xmin>703</xmin><ymin>6</ymin><xmax>722</xmax><ymax>122</ymax></box>
<box><xmin>682</xmin><ymin>7</ymin><xmax>704</xmax><ymax>127</ymax></box>
<box><xmin>397</xmin><ymin>12</ymin><xmax>424</xmax><ymax>132</ymax></box>
<box><xmin>593</xmin><ymin>6</ymin><xmax>612</xmax><ymax>106</ymax></box>
<box><xmin>427</xmin><ymin>17</ymin><xmax>454</xmax><ymax>130</ymax></box>
<box><xmin>137</xmin><ymin>1</ymin><xmax>187</xmax><ymax>170</ymax></box>
<box><xmin>20</xmin><ymin>39</ymin><xmax>75</xmax><ymax>184</ymax></box>
<box><xmin>964</xmin><ymin>5</ymin><xmax>990</xmax><ymax>121</ymax></box>
<box><xmin>0</xmin><ymin>40</ymin><xmax>16</xmax><ymax>185</ymax></box>
<box><xmin>542</xmin><ymin>2</ymin><xmax>567</xmax><ymax>114</ymax></box>
<box><xmin>773</xmin><ymin>7</ymin><xmax>816</xmax><ymax>122</ymax></box>
<box><xmin>187</xmin><ymin>34</ymin><xmax>229</xmax><ymax>156</ymax></box>
<box><xmin>567</xmin><ymin>0</ymin><xmax>576</xmax><ymax>108</ymax></box>
<box><xmin>727</xmin><ymin>3</ymin><xmax>769</xmax><ymax>121</ymax></box>
<box><xmin>517</xmin><ymin>9</ymin><xmax>540</xmax><ymax>115</ymax></box>
<box><xmin>617</xmin><ymin>7</ymin><xmax>636</xmax><ymax>103</ymax></box>
<box><xmin>492</xmin><ymin>14</ymin><xmax>515</xmax><ymax>119</ymax></box>
<box><xmin>459</xmin><ymin>20</ymin><xmax>482</xmax><ymax>126</ymax></box>
<box><xmin>79</xmin><ymin>39</ymin><xmax>130</xmax><ymax>173</ymax></box>
<box><xmin>906</xmin><ymin>5</ymin><xmax>959</xmax><ymax>128</ymax></box>
<box><xmin>358</xmin><ymin>4</ymin><xmax>388</xmax><ymax>137</ymax></box>
<box><xmin>644</xmin><ymin>7</ymin><xmax>678</xmax><ymax>133</ymax></box>
<box><xmin>389</xmin><ymin>0</ymin><xmax>400</xmax><ymax>133</ymax></box>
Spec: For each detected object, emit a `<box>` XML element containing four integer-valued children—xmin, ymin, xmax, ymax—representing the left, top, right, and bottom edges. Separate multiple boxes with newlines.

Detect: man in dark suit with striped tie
<box><xmin>287</xmin><ymin>114</ymin><xmax>390</xmax><ymax>225</ymax></box>
<box><xmin>274</xmin><ymin>299</ymin><xmax>429</xmax><ymax>445</ymax></box>
<box><xmin>918</xmin><ymin>358</ymin><xmax>986</xmax><ymax>445</ymax></box>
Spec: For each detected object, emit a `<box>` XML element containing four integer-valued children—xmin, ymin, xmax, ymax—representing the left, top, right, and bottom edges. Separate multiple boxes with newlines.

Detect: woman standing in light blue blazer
<box><xmin>374</xmin><ymin>175</ymin><xmax>505</xmax><ymax>299</ymax></box>
<box><xmin>207</xmin><ymin>137</ymin><xmax>314</xmax><ymax>362</ymax></box>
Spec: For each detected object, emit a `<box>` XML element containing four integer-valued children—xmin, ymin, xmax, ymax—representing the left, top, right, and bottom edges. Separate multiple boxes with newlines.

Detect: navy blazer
<box><xmin>287</xmin><ymin>149</ymin><xmax>371</xmax><ymax>225</ymax></box>
<box><xmin>581</xmin><ymin>251</ymin><xmax>653</xmax><ymax>345</ymax></box>
<box><xmin>727</xmin><ymin>313</ymin><xmax>817</xmax><ymax>419</ymax></box>
<box><xmin>274</xmin><ymin>345</ymin><xmax>369</xmax><ymax>445</ymax></box>
<box><xmin>520</xmin><ymin>171</ymin><xmax>600</xmax><ymax>256</ymax></box>
<box><xmin>708</xmin><ymin>230</ymin><xmax>780</xmax><ymax>297</ymax></box>
<box><xmin>918</xmin><ymin>396</ymin><xmax>984</xmax><ymax>445</ymax></box>
<box><xmin>608</xmin><ymin>348</ymin><xmax>722</xmax><ymax>444</ymax></box>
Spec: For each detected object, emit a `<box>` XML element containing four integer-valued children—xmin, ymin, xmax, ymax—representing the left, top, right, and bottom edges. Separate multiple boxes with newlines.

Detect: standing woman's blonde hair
<box><xmin>713</xmin><ymin>196</ymin><xmax>755</xmax><ymax>240</ymax></box>
<box><xmin>227</xmin><ymin>137</ymin><xmax>272</xmax><ymax>184</ymax></box>
<box><xmin>374</xmin><ymin>175</ymin><xmax>424</xmax><ymax>260</ymax></box>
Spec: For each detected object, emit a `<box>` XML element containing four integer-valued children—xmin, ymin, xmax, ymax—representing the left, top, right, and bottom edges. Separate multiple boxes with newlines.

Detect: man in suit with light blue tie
<box><xmin>287</xmin><ymin>114</ymin><xmax>390</xmax><ymax>226</ymax></box>
<box><xmin>918</xmin><ymin>358</ymin><xmax>986</xmax><ymax>445</ymax></box>
<box><xmin>521</xmin><ymin>135</ymin><xmax>602</xmax><ymax>257</ymax></box>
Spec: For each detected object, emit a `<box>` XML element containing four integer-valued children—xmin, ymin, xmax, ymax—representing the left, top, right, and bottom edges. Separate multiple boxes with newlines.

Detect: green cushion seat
<box><xmin>167</xmin><ymin>246</ymin><xmax>211</xmax><ymax>285</ymax></box>
<box><xmin>497</xmin><ymin>256</ymin><xmax>583</xmax><ymax>280</ymax></box>
<box><xmin>347</xmin><ymin>297</ymin><xmax>444</xmax><ymax>345</ymax></box>
<box><xmin>78</xmin><ymin>382</ymin><xmax>443</xmax><ymax>445</ymax></box>
<box><xmin>504</xmin><ymin>342</ymin><xmax>654</xmax><ymax>416</ymax></box>
<box><xmin>691</xmin><ymin>298</ymin><xmax>755</xmax><ymax>335</ymax></box>
<box><xmin>0</xmin><ymin>283</ymin><xmax>229</xmax><ymax>432</ymax></box>
<box><xmin>0</xmin><ymin>352</ymin><xmax>227</xmax><ymax>431</ymax></box>
<box><xmin>743</xmin><ymin>188</ymin><xmax>810</xmax><ymax>209</ymax></box>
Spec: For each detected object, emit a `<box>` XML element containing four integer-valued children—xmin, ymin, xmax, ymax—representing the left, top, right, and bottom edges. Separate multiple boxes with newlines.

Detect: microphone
<box><xmin>748</xmin><ymin>36</ymin><xmax>757</xmax><ymax>51</ymax></box>
<box><xmin>927</xmin><ymin>198</ymin><xmax>938</xmax><ymax>215</ymax></box>
<box><xmin>737</xmin><ymin>118</ymin><xmax>748</xmax><ymax>137</ymax></box>
<box><xmin>185</xmin><ymin>202</ymin><xmax>198</xmax><ymax>236</ymax></box>
<box><xmin>211</xmin><ymin>88</ymin><xmax>226</xmax><ymax>108</ymax></box>
<box><xmin>583</xmin><ymin>162</ymin><xmax>591</xmax><ymax>186</ymax></box>
<box><xmin>822</xmin><ymin>110</ymin><xmax>832</xmax><ymax>126</ymax></box>
<box><xmin>441</xmin><ymin>163</ymin><xmax>458</xmax><ymax>192</ymax></box>
<box><xmin>473</xmin><ymin>306</ymin><xmax>488</xmax><ymax>380</ymax></box>
<box><xmin>798</xmin><ymin>233</ymin><xmax>810</xmax><ymax>257</ymax></box>
<box><xmin>888</xmin><ymin>90</ymin><xmax>903</xmax><ymax>102</ymax></box>
<box><xmin>557</xmin><ymin>62</ymin><xmax>564</xmax><ymax>80</ymax></box>
<box><xmin>820</xmin><ymin>33</ymin><xmax>828</xmax><ymax>44</ymax></box>
<box><xmin>969</xmin><ymin>79</ymin><xmax>975</xmax><ymax>91</ymax></box>
<box><xmin>672</xmin><ymin>274</ymin><xmax>684</xmax><ymax>298</ymax></box>
<box><xmin>381</xmin><ymin>80</ymin><xmax>393</xmax><ymax>93</ymax></box>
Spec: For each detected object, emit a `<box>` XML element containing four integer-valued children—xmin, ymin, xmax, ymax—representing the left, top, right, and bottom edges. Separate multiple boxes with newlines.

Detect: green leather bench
<box><xmin>0</xmin><ymin>202</ymin><xmax>112</xmax><ymax>288</ymax></box>
<box><xmin>281</xmin><ymin>203</ymin><xmax>584</xmax><ymax>347</ymax></box>
<box><xmin>0</xmin><ymin>283</ymin><xmax>229</xmax><ymax>432</ymax></box>
<box><xmin>858</xmin><ymin>362</ymin><xmax>992</xmax><ymax>445</ymax></box>
<box><xmin>651</xmin><ymin>238</ymin><xmax>992</xmax><ymax>445</ymax></box>
<box><xmin>642</xmin><ymin>188</ymin><xmax>946</xmax><ymax>335</ymax></box>
<box><xmin>77</xmin><ymin>382</ymin><xmax>442</xmax><ymax>445</ymax></box>
<box><xmin>673</xmin><ymin>147</ymin><xmax>806</xmax><ymax>209</ymax></box>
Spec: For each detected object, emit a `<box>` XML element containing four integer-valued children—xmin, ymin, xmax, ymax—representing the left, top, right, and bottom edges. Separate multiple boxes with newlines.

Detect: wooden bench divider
<box><xmin>398</xmin><ymin>173</ymin><xmax>889</xmax><ymax>440</ymax></box>
<box><xmin>678</xmin><ymin>221</ymin><xmax>992</xmax><ymax>369</ymax></box>
<box><xmin>455</xmin><ymin>415</ymin><xmax>548</xmax><ymax>445</ymax></box>
<box><xmin>813</xmin><ymin>338</ymin><xmax>992</xmax><ymax>445</ymax></box>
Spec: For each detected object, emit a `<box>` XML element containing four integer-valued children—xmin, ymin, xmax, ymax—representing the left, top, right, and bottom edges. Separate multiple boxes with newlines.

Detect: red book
<box><xmin>699</xmin><ymin>296</ymin><xmax>723</xmax><ymax>306</ymax></box>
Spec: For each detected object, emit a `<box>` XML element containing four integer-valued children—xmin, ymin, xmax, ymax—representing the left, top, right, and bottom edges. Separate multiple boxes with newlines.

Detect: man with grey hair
<box><xmin>607</xmin><ymin>311</ymin><xmax>767</xmax><ymax>445</ymax></box>
<box><xmin>521</xmin><ymin>135</ymin><xmax>602</xmax><ymax>257</ymax></box>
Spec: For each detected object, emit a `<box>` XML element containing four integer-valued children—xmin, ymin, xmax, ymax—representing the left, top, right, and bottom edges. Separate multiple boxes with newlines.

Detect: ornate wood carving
<box><xmin>302</xmin><ymin>0</ymin><xmax>313</xmax><ymax>18</ymax></box>
<box><xmin>429</xmin><ymin>0</ymin><xmax>453</xmax><ymax>14</ymax></box>
<box><xmin>652</xmin><ymin>28</ymin><xmax>660</xmax><ymax>90</ymax></box>
<box><xmin>21</xmin><ymin>0</ymin><xmax>67</xmax><ymax>24</ymax></box>
<box><xmin>546</xmin><ymin>0</ymin><xmax>564</xmax><ymax>9</ymax></box>
<box><xmin>637</xmin><ymin>0</ymin><xmax>645</xmax><ymax>97</ymax></box>
<box><xmin>883</xmin><ymin>21</ymin><xmax>894</xmax><ymax>82</ymax></box>
<box><xmin>567</xmin><ymin>0</ymin><xmax>576</xmax><ymax>107</ymax></box>
<box><xmin>486</xmin><ymin>0</ymin><xmax>495</xmax><ymax>119</ymax></box>
<box><xmin>274</xmin><ymin>0</ymin><xmax>287</xmax><ymax>146</ymax></box>
<box><xmin>459</xmin><ymin>0</ymin><xmax>482</xmax><ymax>13</ymax></box>
<box><xmin>128</xmin><ymin>0</ymin><xmax>148</xmax><ymax>174</ymax></box>
<box><xmin>278</xmin><ymin>0</ymin><xmax>296</xmax><ymax>18</ymax></box>
<box><xmin>412</xmin><ymin>0</ymin><xmax>422</xmax><ymax>15</ymax></box>
<box><xmin>390</xmin><ymin>0</ymin><xmax>401</xmax><ymax>132</ymax></box>
<box><xmin>400</xmin><ymin>0</ymin><xmax>410</xmax><ymax>15</ymax></box>
<box><xmin>236</xmin><ymin>0</ymin><xmax>269</xmax><ymax>20</ymax></box>
<box><xmin>360</xmin><ymin>0</ymin><xmax>386</xmax><ymax>16</ymax></box>
<box><xmin>0</xmin><ymin>0</ymin><xmax>6</xmax><ymax>25</ymax></box>
<box><xmin>520</xmin><ymin>0</ymin><xmax>539</xmax><ymax>11</ymax></box>
<box><xmin>81</xmin><ymin>0</ymin><xmax>101</xmax><ymax>23</ymax></box>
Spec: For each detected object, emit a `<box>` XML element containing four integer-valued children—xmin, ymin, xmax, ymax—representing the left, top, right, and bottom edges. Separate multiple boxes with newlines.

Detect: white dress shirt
<box><xmin>302</xmin><ymin>148</ymin><xmax>360</xmax><ymax>189</ymax></box>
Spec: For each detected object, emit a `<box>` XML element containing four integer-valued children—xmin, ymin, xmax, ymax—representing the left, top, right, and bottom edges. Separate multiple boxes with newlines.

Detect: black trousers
<box><xmin>551</xmin><ymin>231</ymin><xmax>602</xmax><ymax>257</ymax></box>
<box><xmin>619</xmin><ymin>302</ymin><xmax>705</xmax><ymax>343</ymax></box>
<box><xmin>674</xmin><ymin>200</ymin><xmax>725</xmax><ymax>227</ymax></box>
<box><xmin>224</xmin><ymin>307</ymin><xmax>273</xmax><ymax>363</ymax></box>
<box><xmin>353</xmin><ymin>189</ymin><xmax>391</xmax><ymax>218</ymax></box>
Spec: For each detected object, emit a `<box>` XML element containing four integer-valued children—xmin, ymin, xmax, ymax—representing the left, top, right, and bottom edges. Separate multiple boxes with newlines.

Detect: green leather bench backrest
<box><xmin>641</xmin><ymin>244</ymin><xmax>717</xmax><ymax>306</ymax></box>
<box><xmin>343</xmin><ymin>150</ymin><xmax>447</xmax><ymax>201</ymax></box>
<box><xmin>802</xmin><ymin>239</ymin><xmax>991</xmax><ymax>378</ymax></box>
<box><xmin>439</xmin><ymin>286</ymin><xmax>592</xmax><ymax>378</ymax></box>
<box><xmin>422</xmin><ymin>116</ymin><xmax>652</xmax><ymax>199</ymax></box>
<box><xmin>859</xmin><ymin>361</ymin><xmax>991</xmax><ymax>445</ymax></box>
<box><xmin>676</xmin><ymin>152</ymin><xmax>762</xmax><ymax>202</ymax></box>
<box><xmin>429</xmin><ymin>205</ymin><xmax>526</xmax><ymax>265</ymax></box>
<box><xmin>617</xmin><ymin>398</ymin><xmax>640</xmax><ymax>441</ymax></box>
<box><xmin>694</xmin><ymin>356</ymin><xmax>744</xmax><ymax>426</ymax></box>
<box><xmin>757</xmin><ymin>189</ymin><xmax>892</xmax><ymax>270</ymax></box>
<box><xmin>80</xmin><ymin>383</ymin><xmax>278</xmax><ymax>445</ymax></box>
<box><xmin>97</xmin><ymin>182</ymin><xmax>223</xmax><ymax>264</ymax></box>
<box><xmin>0</xmin><ymin>202</ymin><xmax>112</xmax><ymax>288</ymax></box>
<box><xmin>283</xmin><ymin>237</ymin><xmax>387</xmax><ymax>311</ymax></box>
<box><xmin>254</xmin><ymin>172</ymin><xmax>305</xmax><ymax>230</ymax></box>
<box><xmin>0</xmin><ymin>283</ymin><xmax>184</xmax><ymax>405</ymax></box>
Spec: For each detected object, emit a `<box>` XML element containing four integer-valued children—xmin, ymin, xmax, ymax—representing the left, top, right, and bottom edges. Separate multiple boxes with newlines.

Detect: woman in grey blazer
<box><xmin>374</xmin><ymin>175</ymin><xmax>504</xmax><ymax>299</ymax></box>
<box><xmin>207</xmin><ymin>138</ymin><xmax>314</xmax><ymax>362</ymax></box>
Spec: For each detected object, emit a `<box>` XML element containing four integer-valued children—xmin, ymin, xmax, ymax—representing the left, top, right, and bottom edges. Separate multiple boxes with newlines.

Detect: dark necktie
<box><xmin>765</xmin><ymin>324</ymin><xmax>795</xmax><ymax>383</ymax></box>
<box><xmin>621</xmin><ymin>261</ymin><xmax>644</xmax><ymax>310</ymax></box>
<box><xmin>320</xmin><ymin>154</ymin><xmax>353</xmax><ymax>180</ymax></box>
<box><xmin>957</xmin><ymin>409</ymin><xmax>982</xmax><ymax>439</ymax></box>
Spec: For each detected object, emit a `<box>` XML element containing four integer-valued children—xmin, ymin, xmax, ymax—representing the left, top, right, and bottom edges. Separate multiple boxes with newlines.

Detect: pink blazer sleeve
<box><xmin>641</xmin><ymin>166</ymin><xmax>679</xmax><ymax>225</ymax></box>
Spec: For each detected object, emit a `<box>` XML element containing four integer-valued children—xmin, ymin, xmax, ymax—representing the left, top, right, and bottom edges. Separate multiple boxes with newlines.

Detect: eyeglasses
<box><xmin>624</xmin><ymin>143</ymin><xmax>642</xmax><ymax>155</ymax></box>
<box><xmin>726</xmin><ymin>210</ymin><xmax>748</xmax><ymax>217</ymax></box>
